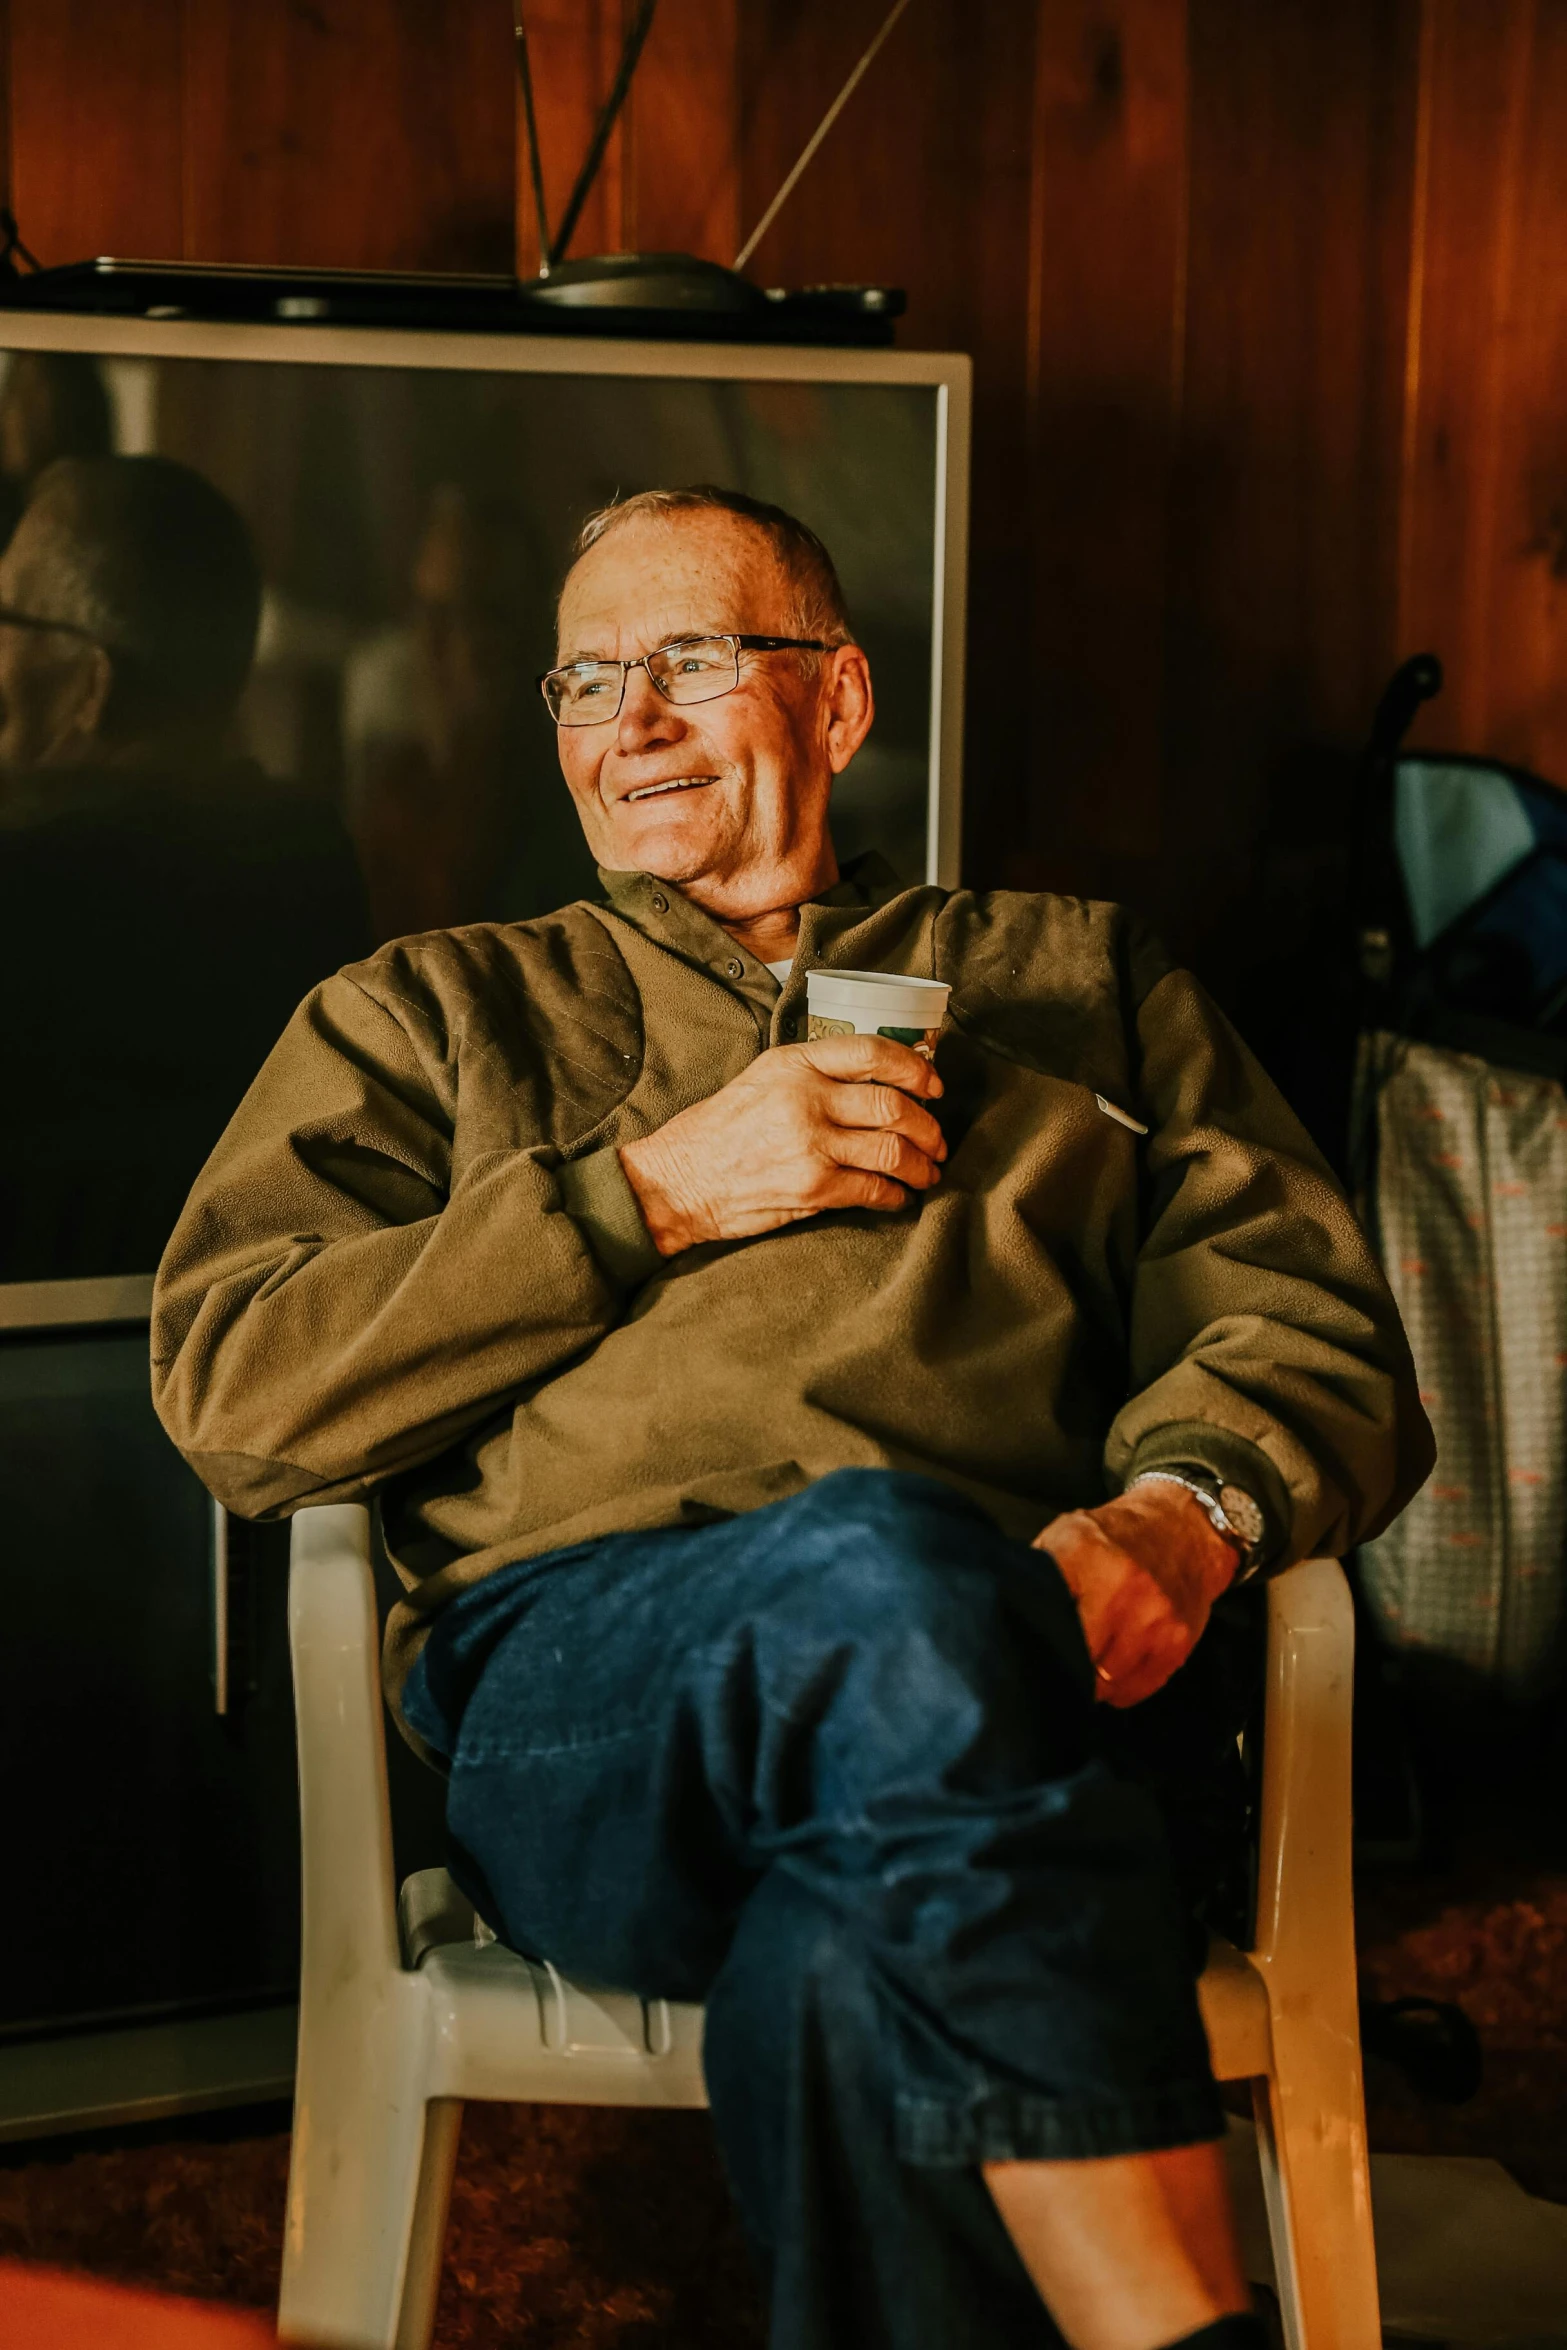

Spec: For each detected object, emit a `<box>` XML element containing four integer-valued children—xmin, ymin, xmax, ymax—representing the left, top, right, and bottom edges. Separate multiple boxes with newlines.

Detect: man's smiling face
<box><xmin>552</xmin><ymin>507</ymin><xmax>871</xmax><ymax>925</ymax></box>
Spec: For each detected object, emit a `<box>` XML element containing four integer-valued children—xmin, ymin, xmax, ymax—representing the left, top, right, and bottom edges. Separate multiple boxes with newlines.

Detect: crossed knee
<box><xmin>726</xmin><ymin>1479</ymin><xmax>1081</xmax><ymax>1819</ymax></box>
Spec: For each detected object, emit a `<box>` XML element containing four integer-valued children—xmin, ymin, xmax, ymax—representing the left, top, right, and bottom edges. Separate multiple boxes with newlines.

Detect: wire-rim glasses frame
<box><xmin>538</xmin><ymin>632</ymin><xmax>827</xmax><ymax>727</ymax></box>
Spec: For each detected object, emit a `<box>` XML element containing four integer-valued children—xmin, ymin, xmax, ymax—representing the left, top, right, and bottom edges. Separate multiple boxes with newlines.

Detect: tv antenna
<box><xmin>513</xmin><ymin>0</ymin><xmax>659</xmax><ymax>276</ymax></box>
<box><xmin>508</xmin><ymin>0</ymin><xmax>911</xmax><ymax>332</ymax></box>
<box><xmin>734</xmin><ymin>0</ymin><xmax>915</xmax><ymax>271</ymax></box>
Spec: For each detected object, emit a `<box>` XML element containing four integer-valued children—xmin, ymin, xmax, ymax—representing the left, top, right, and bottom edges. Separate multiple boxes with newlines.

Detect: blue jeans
<box><xmin>403</xmin><ymin>1469</ymin><xmax>1224</xmax><ymax>2350</ymax></box>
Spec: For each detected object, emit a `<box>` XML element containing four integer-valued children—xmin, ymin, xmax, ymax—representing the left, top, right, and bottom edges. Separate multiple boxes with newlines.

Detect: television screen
<box><xmin>0</xmin><ymin>317</ymin><xmax>969</xmax><ymax>1285</ymax></box>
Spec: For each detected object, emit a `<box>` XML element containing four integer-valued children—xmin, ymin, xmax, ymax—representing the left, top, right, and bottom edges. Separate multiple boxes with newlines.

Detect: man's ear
<box><xmin>822</xmin><ymin>644</ymin><xmax>874</xmax><ymax>775</ymax></box>
<box><xmin>77</xmin><ymin>643</ymin><xmax>115</xmax><ymax>740</ymax></box>
<box><xmin>43</xmin><ymin>640</ymin><xmax>114</xmax><ymax>765</ymax></box>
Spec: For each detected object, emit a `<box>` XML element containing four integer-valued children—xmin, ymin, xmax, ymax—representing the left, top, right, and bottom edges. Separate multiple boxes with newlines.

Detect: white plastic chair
<box><xmin>276</xmin><ymin>1504</ymin><xmax>1379</xmax><ymax>2350</ymax></box>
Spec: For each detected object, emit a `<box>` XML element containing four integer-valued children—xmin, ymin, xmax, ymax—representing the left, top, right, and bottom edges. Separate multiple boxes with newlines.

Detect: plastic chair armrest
<box><xmin>1250</xmin><ymin>1556</ymin><xmax>1356</xmax><ymax>1985</ymax></box>
<box><xmin>287</xmin><ymin>1502</ymin><xmax>402</xmax><ymax>1982</ymax></box>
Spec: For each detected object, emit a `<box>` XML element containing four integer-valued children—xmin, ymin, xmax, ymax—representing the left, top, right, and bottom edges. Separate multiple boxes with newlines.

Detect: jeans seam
<box><xmin>454</xmin><ymin>1718</ymin><xmax>654</xmax><ymax>1765</ymax></box>
<box><xmin>894</xmin><ymin>2081</ymin><xmax>1225</xmax><ymax>2168</ymax></box>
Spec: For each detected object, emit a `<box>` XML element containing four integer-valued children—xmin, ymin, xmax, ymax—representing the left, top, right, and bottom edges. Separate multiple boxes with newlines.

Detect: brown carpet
<box><xmin>0</xmin><ymin>2102</ymin><xmax>763</xmax><ymax>2346</ymax></box>
<box><xmin>1</xmin><ymin>1841</ymin><xmax>1561</xmax><ymax>2343</ymax></box>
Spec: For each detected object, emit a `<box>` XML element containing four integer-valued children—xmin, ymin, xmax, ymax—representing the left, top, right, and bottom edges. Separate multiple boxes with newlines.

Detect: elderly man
<box><xmin>154</xmin><ymin>486</ymin><xmax>1430</xmax><ymax>2350</ymax></box>
<box><xmin>0</xmin><ymin>452</ymin><xmax>260</xmax><ymax>772</ymax></box>
<box><xmin>0</xmin><ymin>453</ymin><xmax>367</xmax><ymax>1278</ymax></box>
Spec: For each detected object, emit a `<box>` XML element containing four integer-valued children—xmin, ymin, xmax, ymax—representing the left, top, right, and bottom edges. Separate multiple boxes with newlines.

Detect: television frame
<box><xmin>0</xmin><ymin>311</ymin><xmax>972</xmax><ymax>889</ymax></box>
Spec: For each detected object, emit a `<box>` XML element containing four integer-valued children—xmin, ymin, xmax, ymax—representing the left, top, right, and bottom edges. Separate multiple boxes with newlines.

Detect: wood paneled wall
<box><xmin>4</xmin><ymin>0</ymin><xmax>1565</xmax><ymax>1032</ymax></box>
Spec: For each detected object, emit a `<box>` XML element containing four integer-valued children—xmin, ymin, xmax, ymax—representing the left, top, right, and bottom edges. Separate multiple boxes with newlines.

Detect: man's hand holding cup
<box><xmin>620</xmin><ymin>1028</ymin><xmax>947</xmax><ymax>1254</ymax></box>
<box><xmin>621</xmin><ymin>966</ymin><xmax>951</xmax><ymax>1254</ymax></box>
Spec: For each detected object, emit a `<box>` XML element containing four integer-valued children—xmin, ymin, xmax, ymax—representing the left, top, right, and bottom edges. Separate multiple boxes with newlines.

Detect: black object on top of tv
<box><xmin>0</xmin><ymin>253</ymin><xmax>907</xmax><ymax>347</ymax></box>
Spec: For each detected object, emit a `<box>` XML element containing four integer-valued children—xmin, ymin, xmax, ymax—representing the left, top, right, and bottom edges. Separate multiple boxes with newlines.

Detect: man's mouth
<box><xmin>622</xmin><ymin>776</ymin><xmax>716</xmax><ymax>804</ymax></box>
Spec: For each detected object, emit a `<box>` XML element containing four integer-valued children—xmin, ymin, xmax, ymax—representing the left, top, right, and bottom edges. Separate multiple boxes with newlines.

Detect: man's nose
<box><xmin>616</xmin><ymin>664</ymin><xmax>682</xmax><ymax>753</ymax></box>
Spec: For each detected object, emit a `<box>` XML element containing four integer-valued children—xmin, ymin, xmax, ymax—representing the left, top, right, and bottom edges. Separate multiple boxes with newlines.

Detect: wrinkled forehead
<box><xmin>555</xmin><ymin>510</ymin><xmax>792</xmax><ymax>662</ymax></box>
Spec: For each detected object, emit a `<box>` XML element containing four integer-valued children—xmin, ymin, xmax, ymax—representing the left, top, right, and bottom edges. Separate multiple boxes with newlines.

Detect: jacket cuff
<box><xmin>1118</xmin><ymin>1421</ymin><xmax>1294</xmax><ymax>1575</ymax></box>
<box><xmin>556</xmin><ymin>1144</ymin><xmax>664</xmax><ymax>1289</ymax></box>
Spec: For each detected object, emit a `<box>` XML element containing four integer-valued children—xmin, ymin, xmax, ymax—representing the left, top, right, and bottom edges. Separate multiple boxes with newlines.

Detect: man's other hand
<box><xmin>1033</xmin><ymin>1482</ymin><xmax>1242</xmax><ymax>1708</ymax></box>
<box><xmin>619</xmin><ymin>1033</ymin><xmax>946</xmax><ymax>1254</ymax></box>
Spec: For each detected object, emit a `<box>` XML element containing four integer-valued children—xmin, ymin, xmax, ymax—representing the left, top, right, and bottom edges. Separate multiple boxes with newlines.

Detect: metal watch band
<box><xmin>1128</xmin><ymin>1468</ymin><xmax>1266</xmax><ymax>1581</ymax></box>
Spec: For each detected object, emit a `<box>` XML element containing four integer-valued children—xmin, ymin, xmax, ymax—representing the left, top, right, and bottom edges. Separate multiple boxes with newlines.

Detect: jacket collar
<box><xmin>595</xmin><ymin>851</ymin><xmax>910</xmax><ymax>1018</ymax></box>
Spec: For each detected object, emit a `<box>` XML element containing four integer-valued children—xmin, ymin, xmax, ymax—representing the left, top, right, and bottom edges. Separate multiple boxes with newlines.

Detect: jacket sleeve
<box><xmin>1104</xmin><ymin>960</ymin><xmax>1434</xmax><ymax>1568</ymax></box>
<box><xmin>151</xmin><ymin>969</ymin><xmax>632</xmax><ymax>1519</ymax></box>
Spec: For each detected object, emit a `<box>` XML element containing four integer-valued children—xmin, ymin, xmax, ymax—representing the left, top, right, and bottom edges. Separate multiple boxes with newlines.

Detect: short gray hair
<box><xmin>568</xmin><ymin>485</ymin><xmax>854</xmax><ymax>652</ymax></box>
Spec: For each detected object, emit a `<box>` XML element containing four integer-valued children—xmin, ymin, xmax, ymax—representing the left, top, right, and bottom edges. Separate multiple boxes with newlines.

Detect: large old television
<box><xmin>0</xmin><ymin>312</ymin><xmax>970</xmax><ymax>2132</ymax></box>
<box><xmin>0</xmin><ymin>312</ymin><xmax>971</xmax><ymax>1291</ymax></box>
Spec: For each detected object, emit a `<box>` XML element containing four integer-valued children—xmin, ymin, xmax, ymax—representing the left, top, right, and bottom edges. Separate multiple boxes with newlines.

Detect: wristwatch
<box><xmin>1129</xmin><ymin>1468</ymin><xmax>1268</xmax><ymax>1581</ymax></box>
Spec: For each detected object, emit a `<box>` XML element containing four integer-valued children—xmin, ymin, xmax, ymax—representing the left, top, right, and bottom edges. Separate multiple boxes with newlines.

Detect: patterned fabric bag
<box><xmin>1354</xmin><ymin>1031</ymin><xmax>1567</xmax><ymax>1697</ymax></box>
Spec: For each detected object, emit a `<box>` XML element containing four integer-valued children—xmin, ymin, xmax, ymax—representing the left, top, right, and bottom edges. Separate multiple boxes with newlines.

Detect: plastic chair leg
<box><xmin>278</xmin><ymin>1998</ymin><xmax>437</xmax><ymax>2350</ymax></box>
<box><xmin>1251</xmin><ymin>2050</ymin><xmax>1380</xmax><ymax>2350</ymax></box>
<box><xmin>394</xmin><ymin>2099</ymin><xmax>463</xmax><ymax>2350</ymax></box>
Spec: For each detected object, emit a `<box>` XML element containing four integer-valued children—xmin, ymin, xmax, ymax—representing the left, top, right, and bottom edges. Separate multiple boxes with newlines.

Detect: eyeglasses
<box><xmin>0</xmin><ymin>604</ymin><xmax>110</xmax><ymax>648</ymax></box>
<box><xmin>539</xmin><ymin>632</ymin><xmax>826</xmax><ymax>726</ymax></box>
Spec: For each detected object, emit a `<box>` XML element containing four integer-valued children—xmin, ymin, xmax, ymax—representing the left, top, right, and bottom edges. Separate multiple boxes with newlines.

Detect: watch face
<box><xmin>1218</xmin><ymin>1485</ymin><xmax>1266</xmax><ymax>1549</ymax></box>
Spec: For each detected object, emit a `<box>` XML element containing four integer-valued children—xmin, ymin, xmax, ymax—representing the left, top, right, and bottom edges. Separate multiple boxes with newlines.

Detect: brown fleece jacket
<box><xmin>151</xmin><ymin>863</ymin><xmax>1433</xmax><ymax>1723</ymax></box>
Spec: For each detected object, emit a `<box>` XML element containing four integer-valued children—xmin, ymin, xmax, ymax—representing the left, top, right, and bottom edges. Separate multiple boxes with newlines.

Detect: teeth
<box><xmin>626</xmin><ymin>777</ymin><xmax>711</xmax><ymax>803</ymax></box>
